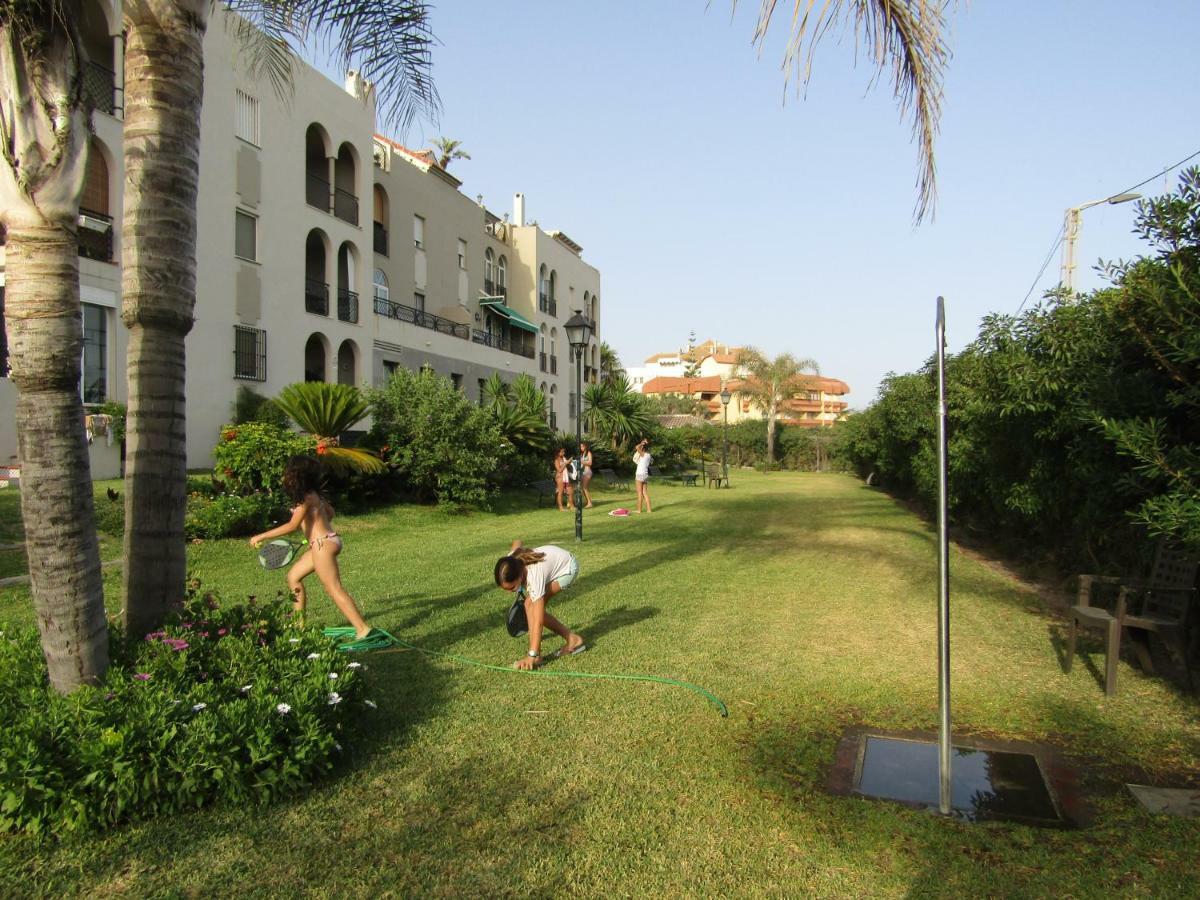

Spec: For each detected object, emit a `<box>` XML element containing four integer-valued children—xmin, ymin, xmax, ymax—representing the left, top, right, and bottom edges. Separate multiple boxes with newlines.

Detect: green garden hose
<box><xmin>324</xmin><ymin>626</ymin><xmax>728</xmax><ymax>718</ymax></box>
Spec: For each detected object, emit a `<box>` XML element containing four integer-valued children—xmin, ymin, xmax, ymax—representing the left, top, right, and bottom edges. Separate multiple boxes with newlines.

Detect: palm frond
<box><xmin>319</xmin><ymin>445</ymin><xmax>385</xmax><ymax>476</ymax></box>
<box><xmin>274</xmin><ymin>382</ymin><xmax>370</xmax><ymax>437</ymax></box>
<box><xmin>223</xmin><ymin>0</ymin><xmax>441</xmax><ymax>133</ymax></box>
<box><xmin>749</xmin><ymin>0</ymin><xmax>950</xmax><ymax>223</ymax></box>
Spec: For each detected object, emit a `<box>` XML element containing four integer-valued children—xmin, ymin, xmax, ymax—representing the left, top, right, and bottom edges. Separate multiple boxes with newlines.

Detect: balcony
<box><xmin>549</xmin><ymin>299</ymin><xmax>558</xmax><ymax>317</ymax></box>
<box><xmin>539</xmin><ymin>292</ymin><xmax>548</xmax><ymax>313</ymax></box>
<box><xmin>82</xmin><ymin>62</ymin><xmax>116</xmax><ymax>116</ymax></box>
<box><xmin>337</xmin><ymin>288</ymin><xmax>359</xmax><ymax>324</ymax></box>
<box><xmin>550</xmin><ymin>356</ymin><xmax>558</xmax><ymax>375</ymax></box>
<box><xmin>484</xmin><ymin>279</ymin><xmax>496</xmax><ymax>297</ymax></box>
<box><xmin>373</xmin><ymin>222</ymin><xmax>388</xmax><ymax>255</ymax></box>
<box><xmin>306</xmin><ymin>173</ymin><xmax>330</xmax><ymax>211</ymax></box>
<box><xmin>374</xmin><ymin>296</ymin><xmax>471</xmax><ymax>339</ymax></box>
<box><xmin>334</xmin><ymin>187</ymin><xmax>358</xmax><ymax>225</ymax></box>
<box><xmin>549</xmin><ymin>412</ymin><xmax>557</xmax><ymax>430</ymax></box>
<box><xmin>539</xmin><ymin>352</ymin><xmax>547</xmax><ymax>372</ymax></box>
<box><xmin>305</xmin><ymin>278</ymin><xmax>329</xmax><ymax>316</ymax></box>
<box><xmin>472</xmin><ymin>329</ymin><xmax>536</xmax><ymax>360</ymax></box>
<box><xmin>77</xmin><ymin>208</ymin><xmax>114</xmax><ymax>262</ymax></box>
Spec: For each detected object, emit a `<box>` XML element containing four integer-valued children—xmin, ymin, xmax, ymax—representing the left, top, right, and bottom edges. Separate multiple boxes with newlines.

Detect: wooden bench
<box><xmin>528</xmin><ymin>479</ymin><xmax>558</xmax><ymax>507</ymax></box>
<box><xmin>703</xmin><ymin>462</ymin><xmax>728</xmax><ymax>488</ymax></box>
<box><xmin>599</xmin><ymin>468</ymin><xmax>628</xmax><ymax>490</ymax></box>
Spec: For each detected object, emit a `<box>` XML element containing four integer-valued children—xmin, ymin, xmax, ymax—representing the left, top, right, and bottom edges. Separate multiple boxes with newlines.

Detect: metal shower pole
<box><xmin>935</xmin><ymin>296</ymin><xmax>952</xmax><ymax>815</ymax></box>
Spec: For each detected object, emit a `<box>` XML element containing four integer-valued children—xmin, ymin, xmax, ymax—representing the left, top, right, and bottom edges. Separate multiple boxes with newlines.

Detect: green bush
<box><xmin>211</xmin><ymin>423</ymin><xmax>316</xmax><ymax>503</ymax></box>
<box><xmin>185</xmin><ymin>493</ymin><xmax>279</xmax><ymax>540</ymax></box>
<box><xmin>368</xmin><ymin>367</ymin><xmax>510</xmax><ymax>510</ymax></box>
<box><xmin>0</xmin><ymin>589</ymin><xmax>374</xmax><ymax>836</ymax></box>
<box><xmin>232</xmin><ymin>385</ymin><xmax>290</xmax><ymax>429</ymax></box>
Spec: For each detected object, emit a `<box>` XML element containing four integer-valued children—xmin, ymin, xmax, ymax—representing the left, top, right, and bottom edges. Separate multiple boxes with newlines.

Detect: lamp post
<box><xmin>1060</xmin><ymin>192</ymin><xmax>1141</xmax><ymax>291</ymax></box>
<box><xmin>719</xmin><ymin>384</ymin><xmax>731</xmax><ymax>488</ymax></box>
<box><xmin>564</xmin><ymin>310</ymin><xmax>594</xmax><ymax>542</ymax></box>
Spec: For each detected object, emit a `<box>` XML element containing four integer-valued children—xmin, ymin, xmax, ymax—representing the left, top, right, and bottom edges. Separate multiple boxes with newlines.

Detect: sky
<box><xmin>333</xmin><ymin>0</ymin><xmax>1200</xmax><ymax>407</ymax></box>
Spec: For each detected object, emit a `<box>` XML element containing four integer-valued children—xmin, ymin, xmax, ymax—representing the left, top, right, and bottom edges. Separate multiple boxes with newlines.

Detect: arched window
<box><xmin>484</xmin><ymin>248</ymin><xmax>495</xmax><ymax>294</ymax></box>
<box><xmin>337</xmin><ymin>340</ymin><xmax>357</xmax><ymax>386</ymax></box>
<box><xmin>305</xmin><ymin>124</ymin><xmax>332</xmax><ymax>211</ymax></box>
<box><xmin>304</xmin><ymin>333</ymin><xmax>327</xmax><ymax>382</ymax></box>
<box><xmin>539</xmin><ymin>265</ymin><xmax>548</xmax><ymax>312</ymax></box>
<box><xmin>497</xmin><ymin>255</ymin><xmax>507</xmax><ymax>297</ymax></box>
<box><xmin>333</xmin><ymin>142</ymin><xmax>358</xmax><ymax>224</ymax></box>
<box><xmin>305</xmin><ymin>229</ymin><xmax>330</xmax><ymax>315</ymax></box>
<box><xmin>373</xmin><ymin>185</ymin><xmax>389</xmax><ymax>255</ymax></box>
<box><xmin>373</xmin><ymin>268</ymin><xmax>389</xmax><ymax>301</ymax></box>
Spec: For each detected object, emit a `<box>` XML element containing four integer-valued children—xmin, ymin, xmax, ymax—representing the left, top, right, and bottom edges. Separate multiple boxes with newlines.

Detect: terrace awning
<box><xmin>479</xmin><ymin>298</ymin><xmax>538</xmax><ymax>333</ymax></box>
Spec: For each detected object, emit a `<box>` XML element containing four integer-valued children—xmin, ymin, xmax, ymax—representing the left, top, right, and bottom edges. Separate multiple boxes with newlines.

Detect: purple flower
<box><xmin>165</xmin><ymin>638</ymin><xmax>189</xmax><ymax>652</ymax></box>
<box><xmin>217</xmin><ymin>628</ymin><xmax>228</xmax><ymax>637</ymax></box>
<box><xmin>144</xmin><ymin>631</ymin><xmax>166</xmax><ymax>642</ymax></box>
<box><xmin>133</xmin><ymin>673</ymin><xmax>152</xmax><ymax>681</ymax></box>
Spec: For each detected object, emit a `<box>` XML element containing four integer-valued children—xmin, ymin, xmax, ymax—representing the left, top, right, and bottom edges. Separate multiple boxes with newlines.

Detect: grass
<box><xmin>1</xmin><ymin>472</ymin><xmax>1198</xmax><ymax>897</ymax></box>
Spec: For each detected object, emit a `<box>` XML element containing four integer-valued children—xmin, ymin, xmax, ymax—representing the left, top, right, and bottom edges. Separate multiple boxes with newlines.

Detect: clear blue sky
<box><xmin>345</xmin><ymin>1</ymin><xmax>1200</xmax><ymax>407</ymax></box>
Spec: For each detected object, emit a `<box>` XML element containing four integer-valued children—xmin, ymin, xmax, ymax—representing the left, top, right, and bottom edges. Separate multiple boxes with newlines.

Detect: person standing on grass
<box><xmin>579</xmin><ymin>440</ymin><xmax>594</xmax><ymax>509</ymax></box>
<box><xmin>633</xmin><ymin>438</ymin><xmax>653</xmax><ymax>513</ymax></box>
<box><xmin>495</xmin><ymin>540</ymin><xmax>586</xmax><ymax>670</ymax></box>
<box><xmin>249</xmin><ymin>455</ymin><xmax>374</xmax><ymax>640</ymax></box>
<box><xmin>553</xmin><ymin>447</ymin><xmax>573</xmax><ymax>511</ymax></box>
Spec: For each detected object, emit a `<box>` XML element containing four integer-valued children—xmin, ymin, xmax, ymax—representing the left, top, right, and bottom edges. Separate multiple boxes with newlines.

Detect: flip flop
<box><xmin>549</xmin><ymin>643</ymin><xmax>588</xmax><ymax>660</ymax></box>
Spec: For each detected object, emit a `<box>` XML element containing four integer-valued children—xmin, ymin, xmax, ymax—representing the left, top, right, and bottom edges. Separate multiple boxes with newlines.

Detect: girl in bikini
<box><xmin>250</xmin><ymin>455</ymin><xmax>373</xmax><ymax>639</ymax></box>
<box><xmin>495</xmin><ymin>541</ymin><xmax>586</xmax><ymax>669</ymax></box>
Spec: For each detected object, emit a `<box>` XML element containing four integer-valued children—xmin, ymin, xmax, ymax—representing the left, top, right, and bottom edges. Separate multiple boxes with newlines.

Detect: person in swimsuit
<box><xmin>495</xmin><ymin>540</ymin><xmax>586</xmax><ymax>670</ymax></box>
<box><xmin>633</xmin><ymin>439</ymin><xmax>653</xmax><ymax>513</ymax></box>
<box><xmin>579</xmin><ymin>441</ymin><xmax>594</xmax><ymax>509</ymax></box>
<box><xmin>553</xmin><ymin>447</ymin><xmax>573</xmax><ymax>512</ymax></box>
<box><xmin>250</xmin><ymin>455</ymin><xmax>372</xmax><ymax>639</ymax></box>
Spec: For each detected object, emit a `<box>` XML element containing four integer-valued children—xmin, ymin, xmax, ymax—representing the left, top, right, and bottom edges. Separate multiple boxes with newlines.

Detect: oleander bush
<box><xmin>184</xmin><ymin>492</ymin><xmax>279</xmax><ymax>540</ymax></box>
<box><xmin>211</xmin><ymin>422</ymin><xmax>317</xmax><ymax>503</ymax></box>
<box><xmin>0</xmin><ymin>588</ymin><xmax>374</xmax><ymax>836</ymax></box>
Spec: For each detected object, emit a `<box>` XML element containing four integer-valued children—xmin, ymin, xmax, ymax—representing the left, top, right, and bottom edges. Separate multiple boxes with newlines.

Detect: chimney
<box><xmin>514</xmin><ymin>193</ymin><xmax>525</xmax><ymax>227</ymax></box>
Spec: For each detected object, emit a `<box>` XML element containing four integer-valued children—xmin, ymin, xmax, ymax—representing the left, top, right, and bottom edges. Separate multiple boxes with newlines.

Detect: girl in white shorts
<box><xmin>494</xmin><ymin>541</ymin><xmax>587</xmax><ymax>669</ymax></box>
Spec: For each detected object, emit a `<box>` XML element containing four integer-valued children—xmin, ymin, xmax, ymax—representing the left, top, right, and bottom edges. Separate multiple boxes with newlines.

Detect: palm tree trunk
<box><xmin>766</xmin><ymin>399</ymin><xmax>777</xmax><ymax>467</ymax></box>
<box><xmin>120</xmin><ymin>1</ymin><xmax>206</xmax><ymax>636</ymax></box>
<box><xmin>4</xmin><ymin>227</ymin><xmax>109</xmax><ymax>690</ymax></box>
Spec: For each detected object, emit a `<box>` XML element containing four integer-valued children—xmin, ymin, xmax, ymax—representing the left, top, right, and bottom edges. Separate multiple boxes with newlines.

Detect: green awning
<box><xmin>479</xmin><ymin>298</ymin><xmax>538</xmax><ymax>333</ymax></box>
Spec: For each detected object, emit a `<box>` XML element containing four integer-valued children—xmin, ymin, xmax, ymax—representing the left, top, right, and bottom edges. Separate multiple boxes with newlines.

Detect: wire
<box><xmin>1016</xmin><ymin>148</ymin><xmax>1200</xmax><ymax>313</ymax></box>
<box><xmin>325</xmin><ymin>627</ymin><xmax>730</xmax><ymax>718</ymax></box>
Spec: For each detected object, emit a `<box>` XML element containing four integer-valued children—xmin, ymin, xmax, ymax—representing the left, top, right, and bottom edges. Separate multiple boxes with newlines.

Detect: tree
<box><xmin>735</xmin><ymin>348</ymin><xmax>820</xmax><ymax>467</ymax></box>
<box><xmin>748</xmin><ymin>0</ymin><xmax>950</xmax><ymax>223</ymax></box>
<box><xmin>599</xmin><ymin>341</ymin><xmax>625</xmax><ymax>387</ymax></box>
<box><xmin>119</xmin><ymin>1</ymin><xmax>438</xmax><ymax>635</ymax></box>
<box><xmin>0</xmin><ymin>1</ymin><xmax>109</xmax><ymax>690</ymax></box>
<box><xmin>271</xmin><ymin>382</ymin><xmax>385</xmax><ymax>475</ymax></box>
<box><xmin>583</xmin><ymin>375</ymin><xmax>655</xmax><ymax>453</ymax></box>
<box><xmin>431</xmin><ymin>136</ymin><xmax>470</xmax><ymax>170</ymax></box>
<box><xmin>482</xmin><ymin>372</ymin><xmax>552</xmax><ymax>454</ymax></box>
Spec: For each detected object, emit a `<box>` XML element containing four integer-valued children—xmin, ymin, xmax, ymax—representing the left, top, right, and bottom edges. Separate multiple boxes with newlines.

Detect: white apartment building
<box><xmin>0</xmin><ymin>1</ymin><xmax>602</xmax><ymax>475</ymax></box>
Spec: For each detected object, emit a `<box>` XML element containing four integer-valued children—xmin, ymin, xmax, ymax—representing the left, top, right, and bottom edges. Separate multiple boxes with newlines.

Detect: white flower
<box><xmin>288</xmin><ymin>638</ymin><xmax>301</xmax><ymax>644</ymax></box>
<box><xmin>334</xmin><ymin>742</ymin><xmax>343</xmax><ymax>752</ymax></box>
<box><xmin>307</xmin><ymin>652</ymin><xmax>321</xmax><ymax>660</ymax></box>
<box><xmin>276</xmin><ymin>703</ymin><xmax>292</xmax><ymax>715</ymax></box>
<box><xmin>192</xmin><ymin>702</ymin><xmax>207</xmax><ymax>712</ymax></box>
<box><xmin>346</xmin><ymin>662</ymin><xmax>362</xmax><ymax>669</ymax></box>
<box><xmin>363</xmin><ymin>699</ymin><xmax>377</xmax><ymax>710</ymax></box>
<box><xmin>328</xmin><ymin>672</ymin><xmax>339</xmax><ymax>680</ymax></box>
<box><xmin>240</xmin><ymin>684</ymin><xmax>253</xmax><ymax>693</ymax></box>
<box><xmin>327</xmin><ymin>692</ymin><xmax>342</xmax><ymax>706</ymax></box>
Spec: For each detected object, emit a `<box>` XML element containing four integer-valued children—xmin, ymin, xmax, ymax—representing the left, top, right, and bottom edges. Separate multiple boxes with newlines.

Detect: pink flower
<box><xmin>217</xmin><ymin>628</ymin><xmax>228</xmax><ymax>637</ymax></box>
<box><xmin>165</xmin><ymin>638</ymin><xmax>189</xmax><ymax>651</ymax></box>
<box><xmin>133</xmin><ymin>673</ymin><xmax>152</xmax><ymax>681</ymax></box>
<box><xmin>144</xmin><ymin>631</ymin><xmax>166</xmax><ymax>641</ymax></box>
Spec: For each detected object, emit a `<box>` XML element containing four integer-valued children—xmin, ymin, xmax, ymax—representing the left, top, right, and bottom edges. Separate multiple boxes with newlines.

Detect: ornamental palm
<box><xmin>749</xmin><ymin>0</ymin><xmax>950</xmax><ymax>223</ymax></box>
<box><xmin>0</xmin><ymin>1</ymin><xmax>109</xmax><ymax>690</ymax></box>
<box><xmin>584</xmin><ymin>375</ymin><xmax>655</xmax><ymax>453</ymax></box>
<box><xmin>735</xmin><ymin>348</ymin><xmax>821</xmax><ymax>467</ymax></box>
<box><xmin>598</xmin><ymin>341</ymin><xmax>625</xmax><ymax>387</ymax></box>
<box><xmin>272</xmin><ymin>382</ymin><xmax>385</xmax><ymax>475</ymax></box>
<box><xmin>119</xmin><ymin>1</ymin><xmax>438</xmax><ymax>635</ymax></box>
<box><xmin>485</xmin><ymin>373</ymin><xmax>552</xmax><ymax>453</ymax></box>
<box><xmin>431</xmin><ymin>136</ymin><xmax>470</xmax><ymax>171</ymax></box>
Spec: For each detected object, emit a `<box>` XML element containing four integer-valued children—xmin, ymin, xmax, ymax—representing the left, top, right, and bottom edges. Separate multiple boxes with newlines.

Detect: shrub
<box><xmin>211</xmin><ymin>423</ymin><xmax>316</xmax><ymax>502</ymax></box>
<box><xmin>0</xmin><ymin>588</ymin><xmax>374</xmax><ymax>836</ymax></box>
<box><xmin>368</xmin><ymin>367</ymin><xmax>510</xmax><ymax>510</ymax></box>
<box><xmin>185</xmin><ymin>493</ymin><xmax>279</xmax><ymax>540</ymax></box>
<box><xmin>232</xmin><ymin>385</ymin><xmax>289</xmax><ymax>429</ymax></box>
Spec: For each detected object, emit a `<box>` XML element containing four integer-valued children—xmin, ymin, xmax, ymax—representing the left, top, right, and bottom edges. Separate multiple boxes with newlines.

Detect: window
<box><xmin>477</xmin><ymin>378</ymin><xmax>486</xmax><ymax>405</ymax></box>
<box><xmin>235</xmin><ymin>90</ymin><xmax>260</xmax><ymax>146</ymax></box>
<box><xmin>233</xmin><ymin>324</ymin><xmax>266</xmax><ymax>381</ymax></box>
<box><xmin>384</xmin><ymin>360</ymin><xmax>399</xmax><ymax>379</ymax></box>
<box><xmin>373</xmin><ymin>268</ymin><xmax>389</xmax><ymax>301</ymax></box>
<box><xmin>497</xmin><ymin>255</ymin><xmax>507</xmax><ymax>295</ymax></box>
<box><xmin>413</xmin><ymin>292</ymin><xmax>425</xmax><ymax>313</ymax></box>
<box><xmin>484</xmin><ymin>249</ymin><xmax>494</xmax><ymax>290</ymax></box>
<box><xmin>451</xmin><ymin>373</ymin><xmax>463</xmax><ymax>391</ymax></box>
<box><xmin>457</xmin><ymin>239</ymin><xmax>467</xmax><ymax>270</ymax></box>
<box><xmin>81</xmin><ymin>303</ymin><xmax>107</xmax><ymax>402</ymax></box>
<box><xmin>235</xmin><ymin>210</ymin><xmax>257</xmax><ymax>261</ymax></box>
<box><xmin>413</xmin><ymin>215</ymin><xmax>424</xmax><ymax>249</ymax></box>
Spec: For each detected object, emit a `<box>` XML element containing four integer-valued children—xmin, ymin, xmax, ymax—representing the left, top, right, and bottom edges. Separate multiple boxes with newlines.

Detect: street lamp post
<box><xmin>564</xmin><ymin>311</ymin><xmax>594</xmax><ymax>542</ymax></box>
<box><xmin>720</xmin><ymin>384</ymin><xmax>731</xmax><ymax>488</ymax></box>
<box><xmin>1060</xmin><ymin>192</ymin><xmax>1142</xmax><ymax>291</ymax></box>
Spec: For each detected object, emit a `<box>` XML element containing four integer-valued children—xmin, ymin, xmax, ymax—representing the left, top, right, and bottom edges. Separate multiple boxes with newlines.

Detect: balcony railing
<box><xmin>472</xmin><ymin>330</ymin><xmax>536</xmax><ymax>359</ymax></box>
<box><xmin>77</xmin><ymin>208</ymin><xmax>114</xmax><ymax>262</ymax></box>
<box><xmin>484</xmin><ymin>279</ymin><xmax>496</xmax><ymax>297</ymax></box>
<box><xmin>305</xmin><ymin>278</ymin><xmax>329</xmax><ymax>315</ymax></box>
<box><xmin>549</xmin><ymin>412</ymin><xmax>557</xmax><ymax>430</ymax></box>
<box><xmin>306</xmin><ymin>173</ymin><xmax>330</xmax><ymax>211</ymax></box>
<box><xmin>373</xmin><ymin>222</ymin><xmax>388</xmax><ymax>255</ymax></box>
<box><xmin>374</xmin><ymin>296</ymin><xmax>470</xmax><ymax>339</ymax></box>
<box><xmin>334</xmin><ymin>187</ymin><xmax>358</xmax><ymax>224</ymax></box>
<box><xmin>539</xmin><ymin>352</ymin><xmax>547</xmax><ymax>372</ymax></box>
<box><xmin>550</xmin><ymin>356</ymin><xmax>558</xmax><ymax>375</ymax></box>
<box><xmin>337</xmin><ymin>288</ymin><xmax>359</xmax><ymax>324</ymax></box>
<box><xmin>82</xmin><ymin>62</ymin><xmax>116</xmax><ymax>115</ymax></box>
<box><xmin>539</xmin><ymin>292</ymin><xmax>548</xmax><ymax>313</ymax></box>
<box><xmin>549</xmin><ymin>299</ymin><xmax>557</xmax><ymax>317</ymax></box>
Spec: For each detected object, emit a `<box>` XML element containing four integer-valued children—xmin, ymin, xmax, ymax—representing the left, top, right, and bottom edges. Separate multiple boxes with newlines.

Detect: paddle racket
<box><xmin>257</xmin><ymin>538</ymin><xmax>307</xmax><ymax>570</ymax></box>
<box><xmin>506</xmin><ymin>588</ymin><xmax>528</xmax><ymax>637</ymax></box>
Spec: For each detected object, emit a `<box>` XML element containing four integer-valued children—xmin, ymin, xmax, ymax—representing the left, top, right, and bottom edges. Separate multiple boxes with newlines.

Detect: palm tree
<box><xmin>119</xmin><ymin>1</ymin><xmax>438</xmax><ymax>635</ymax></box>
<box><xmin>750</xmin><ymin>0</ymin><xmax>950</xmax><ymax>223</ymax></box>
<box><xmin>0</xmin><ymin>1</ymin><xmax>109</xmax><ymax>690</ymax></box>
<box><xmin>599</xmin><ymin>342</ymin><xmax>625</xmax><ymax>387</ymax></box>
<box><xmin>735</xmin><ymin>348</ymin><xmax>820</xmax><ymax>468</ymax></box>
<box><xmin>271</xmin><ymin>383</ymin><xmax>384</xmax><ymax>475</ymax></box>
<box><xmin>584</xmin><ymin>375</ymin><xmax>654</xmax><ymax>453</ymax></box>
<box><xmin>483</xmin><ymin>373</ymin><xmax>552</xmax><ymax>454</ymax></box>
<box><xmin>431</xmin><ymin>136</ymin><xmax>470</xmax><ymax>171</ymax></box>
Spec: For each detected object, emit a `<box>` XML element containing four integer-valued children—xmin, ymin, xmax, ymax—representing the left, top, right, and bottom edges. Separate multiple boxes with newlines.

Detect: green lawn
<box><xmin>1</xmin><ymin>473</ymin><xmax>1198</xmax><ymax>897</ymax></box>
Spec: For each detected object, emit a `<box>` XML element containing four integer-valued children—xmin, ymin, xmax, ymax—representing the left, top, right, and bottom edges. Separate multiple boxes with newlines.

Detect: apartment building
<box><xmin>0</xmin><ymin>1</ymin><xmax>602</xmax><ymax>474</ymax></box>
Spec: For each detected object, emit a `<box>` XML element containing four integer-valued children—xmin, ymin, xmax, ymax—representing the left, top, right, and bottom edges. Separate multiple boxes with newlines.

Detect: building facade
<box><xmin>0</xmin><ymin>2</ymin><xmax>602</xmax><ymax>474</ymax></box>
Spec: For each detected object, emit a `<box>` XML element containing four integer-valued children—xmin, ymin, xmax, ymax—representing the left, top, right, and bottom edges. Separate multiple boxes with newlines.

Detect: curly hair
<box><xmin>494</xmin><ymin>547</ymin><xmax>546</xmax><ymax>587</ymax></box>
<box><xmin>281</xmin><ymin>455</ymin><xmax>326</xmax><ymax>505</ymax></box>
